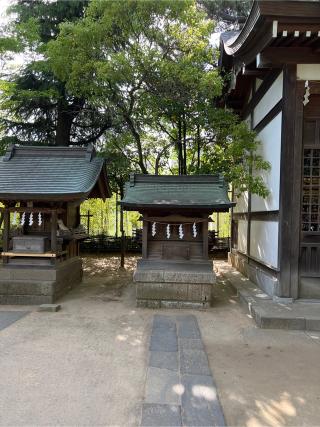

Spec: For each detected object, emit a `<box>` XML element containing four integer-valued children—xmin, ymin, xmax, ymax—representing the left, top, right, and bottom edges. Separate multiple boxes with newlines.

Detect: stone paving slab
<box><xmin>180</xmin><ymin>348</ymin><xmax>211</xmax><ymax>376</ymax></box>
<box><xmin>150</xmin><ymin>331</ymin><xmax>178</xmax><ymax>352</ymax></box>
<box><xmin>141</xmin><ymin>403</ymin><xmax>182</xmax><ymax>427</ymax></box>
<box><xmin>145</xmin><ymin>367</ymin><xmax>181</xmax><ymax>405</ymax></box>
<box><xmin>176</xmin><ymin>315</ymin><xmax>201</xmax><ymax>339</ymax></box>
<box><xmin>140</xmin><ymin>314</ymin><xmax>225</xmax><ymax>426</ymax></box>
<box><xmin>0</xmin><ymin>311</ymin><xmax>29</xmax><ymax>332</ymax></box>
<box><xmin>149</xmin><ymin>351</ymin><xmax>178</xmax><ymax>371</ymax></box>
<box><xmin>179</xmin><ymin>338</ymin><xmax>204</xmax><ymax>350</ymax></box>
<box><xmin>181</xmin><ymin>374</ymin><xmax>225</xmax><ymax>427</ymax></box>
<box><xmin>153</xmin><ymin>315</ymin><xmax>177</xmax><ymax>332</ymax></box>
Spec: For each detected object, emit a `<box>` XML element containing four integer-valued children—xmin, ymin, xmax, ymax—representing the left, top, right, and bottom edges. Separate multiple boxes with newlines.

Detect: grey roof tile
<box><xmin>121</xmin><ymin>174</ymin><xmax>234</xmax><ymax>210</ymax></box>
<box><xmin>0</xmin><ymin>145</ymin><xmax>108</xmax><ymax>199</ymax></box>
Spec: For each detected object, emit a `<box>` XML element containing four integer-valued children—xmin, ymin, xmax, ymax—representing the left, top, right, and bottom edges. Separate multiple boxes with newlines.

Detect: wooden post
<box><xmin>51</xmin><ymin>211</ymin><xmax>57</xmax><ymax>253</ymax></box>
<box><xmin>2</xmin><ymin>209</ymin><xmax>10</xmax><ymax>264</ymax></box>
<box><xmin>216</xmin><ymin>212</ymin><xmax>220</xmax><ymax>238</ymax></box>
<box><xmin>142</xmin><ymin>214</ymin><xmax>148</xmax><ymax>259</ymax></box>
<box><xmin>87</xmin><ymin>210</ymin><xmax>90</xmax><ymax>234</ymax></box>
<box><xmin>115</xmin><ymin>193</ymin><xmax>118</xmax><ymax>237</ymax></box>
<box><xmin>120</xmin><ymin>205</ymin><xmax>125</xmax><ymax>268</ymax></box>
<box><xmin>202</xmin><ymin>217</ymin><xmax>209</xmax><ymax>260</ymax></box>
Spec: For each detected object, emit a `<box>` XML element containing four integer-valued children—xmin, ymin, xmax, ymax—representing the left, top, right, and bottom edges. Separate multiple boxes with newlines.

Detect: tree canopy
<box><xmin>0</xmin><ymin>0</ymin><xmax>269</xmax><ymax>198</ymax></box>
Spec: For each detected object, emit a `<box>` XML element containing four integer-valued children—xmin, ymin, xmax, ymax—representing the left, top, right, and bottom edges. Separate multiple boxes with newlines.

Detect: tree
<box><xmin>198</xmin><ymin>0</ymin><xmax>251</xmax><ymax>30</ymax></box>
<box><xmin>0</xmin><ymin>0</ymin><xmax>115</xmax><ymax>148</ymax></box>
<box><xmin>1</xmin><ymin>0</ymin><xmax>269</xmax><ymax>198</ymax></box>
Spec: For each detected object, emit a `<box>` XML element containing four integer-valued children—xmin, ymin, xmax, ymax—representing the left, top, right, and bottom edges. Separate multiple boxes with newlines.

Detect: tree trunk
<box><xmin>178</xmin><ymin>119</ymin><xmax>182</xmax><ymax>175</ymax></box>
<box><xmin>197</xmin><ymin>124</ymin><xmax>201</xmax><ymax>172</ymax></box>
<box><xmin>55</xmin><ymin>99</ymin><xmax>75</xmax><ymax>146</ymax></box>
<box><xmin>125</xmin><ymin>115</ymin><xmax>148</xmax><ymax>174</ymax></box>
<box><xmin>182</xmin><ymin>113</ymin><xmax>187</xmax><ymax>175</ymax></box>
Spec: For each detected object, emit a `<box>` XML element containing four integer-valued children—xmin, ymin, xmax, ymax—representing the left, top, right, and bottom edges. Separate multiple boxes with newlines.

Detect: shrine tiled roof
<box><xmin>0</xmin><ymin>145</ymin><xmax>111</xmax><ymax>201</ymax></box>
<box><xmin>121</xmin><ymin>174</ymin><xmax>234</xmax><ymax>211</ymax></box>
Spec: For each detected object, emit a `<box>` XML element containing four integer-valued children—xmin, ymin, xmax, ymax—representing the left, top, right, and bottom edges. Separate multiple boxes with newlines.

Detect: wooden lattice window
<box><xmin>302</xmin><ymin>148</ymin><xmax>320</xmax><ymax>232</ymax></box>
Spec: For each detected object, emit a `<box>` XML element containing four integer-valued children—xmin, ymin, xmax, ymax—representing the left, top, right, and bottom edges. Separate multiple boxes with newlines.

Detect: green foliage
<box><xmin>0</xmin><ymin>0</ymin><xmax>116</xmax><ymax>148</ymax></box>
<box><xmin>198</xmin><ymin>0</ymin><xmax>251</xmax><ymax>29</ymax></box>
<box><xmin>0</xmin><ymin>0</ymin><xmax>270</xmax><ymax>199</ymax></box>
<box><xmin>80</xmin><ymin>195</ymin><xmax>140</xmax><ymax>236</ymax></box>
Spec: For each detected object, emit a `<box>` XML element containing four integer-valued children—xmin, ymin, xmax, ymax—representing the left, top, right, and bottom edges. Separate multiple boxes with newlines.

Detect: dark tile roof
<box><xmin>0</xmin><ymin>145</ymin><xmax>111</xmax><ymax>200</ymax></box>
<box><xmin>121</xmin><ymin>174</ymin><xmax>234</xmax><ymax>211</ymax></box>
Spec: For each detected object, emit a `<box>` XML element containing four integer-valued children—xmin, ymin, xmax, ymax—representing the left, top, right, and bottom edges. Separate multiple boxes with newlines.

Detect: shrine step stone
<box><xmin>38</xmin><ymin>304</ymin><xmax>61</xmax><ymax>312</ymax></box>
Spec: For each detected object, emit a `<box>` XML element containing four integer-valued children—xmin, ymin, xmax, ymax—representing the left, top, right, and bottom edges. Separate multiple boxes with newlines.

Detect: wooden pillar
<box><xmin>120</xmin><ymin>205</ymin><xmax>125</xmax><ymax>268</ymax></box>
<box><xmin>2</xmin><ymin>209</ymin><xmax>10</xmax><ymax>264</ymax></box>
<box><xmin>290</xmin><ymin>81</ymin><xmax>305</xmax><ymax>299</ymax></box>
<box><xmin>278</xmin><ymin>64</ymin><xmax>297</xmax><ymax>298</ymax></box>
<box><xmin>115</xmin><ymin>193</ymin><xmax>118</xmax><ymax>237</ymax></box>
<box><xmin>51</xmin><ymin>211</ymin><xmax>57</xmax><ymax>253</ymax></box>
<box><xmin>202</xmin><ymin>217</ymin><xmax>208</xmax><ymax>260</ymax></box>
<box><xmin>142</xmin><ymin>214</ymin><xmax>148</xmax><ymax>259</ymax></box>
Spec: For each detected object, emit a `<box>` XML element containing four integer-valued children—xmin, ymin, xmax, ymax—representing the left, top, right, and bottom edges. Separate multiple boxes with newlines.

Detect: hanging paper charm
<box><xmin>20</xmin><ymin>212</ymin><xmax>26</xmax><ymax>226</ymax></box>
<box><xmin>166</xmin><ymin>224</ymin><xmax>171</xmax><ymax>239</ymax></box>
<box><xmin>192</xmin><ymin>222</ymin><xmax>197</xmax><ymax>238</ymax></box>
<box><xmin>12</xmin><ymin>211</ymin><xmax>17</xmax><ymax>226</ymax></box>
<box><xmin>151</xmin><ymin>222</ymin><xmax>157</xmax><ymax>237</ymax></box>
<box><xmin>303</xmin><ymin>80</ymin><xmax>310</xmax><ymax>106</ymax></box>
<box><xmin>178</xmin><ymin>224</ymin><xmax>184</xmax><ymax>239</ymax></box>
<box><xmin>38</xmin><ymin>212</ymin><xmax>42</xmax><ymax>226</ymax></box>
<box><xmin>29</xmin><ymin>212</ymin><xmax>33</xmax><ymax>226</ymax></box>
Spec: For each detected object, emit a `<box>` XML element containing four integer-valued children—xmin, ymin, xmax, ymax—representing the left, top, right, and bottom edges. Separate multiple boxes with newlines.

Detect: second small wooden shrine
<box><xmin>121</xmin><ymin>174</ymin><xmax>234</xmax><ymax>308</ymax></box>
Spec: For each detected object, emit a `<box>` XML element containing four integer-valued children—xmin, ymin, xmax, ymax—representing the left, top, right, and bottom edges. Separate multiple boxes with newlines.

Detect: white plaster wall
<box><xmin>233</xmin><ymin>192</ymin><xmax>249</xmax><ymax>213</ymax></box>
<box><xmin>253</xmin><ymin>72</ymin><xmax>283</xmax><ymax>127</ymax></box>
<box><xmin>251</xmin><ymin>112</ymin><xmax>282</xmax><ymax>211</ymax></box>
<box><xmin>250</xmin><ymin>220</ymin><xmax>279</xmax><ymax>268</ymax></box>
<box><xmin>297</xmin><ymin>64</ymin><xmax>320</xmax><ymax>80</ymax></box>
<box><xmin>238</xmin><ymin>220</ymin><xmax>248</xmax><ymax>254</ymax></box>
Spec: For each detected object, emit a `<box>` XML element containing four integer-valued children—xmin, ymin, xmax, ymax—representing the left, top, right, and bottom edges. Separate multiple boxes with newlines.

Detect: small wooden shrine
<box><xmin>121</xmin><ymin>174</ymin><xmax>234</xmax><ymax>308</ymax></box>
<box><xmin>0</xmin><ymin>144</ymin><xmax>111</xmax><ymax>304</ymax></box>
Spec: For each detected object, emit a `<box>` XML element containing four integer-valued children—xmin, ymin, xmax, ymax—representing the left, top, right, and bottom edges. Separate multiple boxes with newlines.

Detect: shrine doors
<box><xmin>300</xmin><ymin>93</ymin><xmax>320</xmax><ymax>298</ymax></box>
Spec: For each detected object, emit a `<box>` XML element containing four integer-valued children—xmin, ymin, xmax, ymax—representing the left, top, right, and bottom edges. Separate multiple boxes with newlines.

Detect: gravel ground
<box><xmin>0</xmin><ymin>254</ymin><xmax>319</xmax><ymax>427</ymax></box>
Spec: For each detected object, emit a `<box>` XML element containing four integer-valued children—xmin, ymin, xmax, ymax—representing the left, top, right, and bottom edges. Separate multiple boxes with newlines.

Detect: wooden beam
<box><xmin>241</xmin><ymin>67</ymin><xmax>269</xmax><ymax>77</ymax></box>
<box><xmin>257</xmin><ymin>47</ymin><xmax>320</xmax><ymax>68</ymax></box>
<box><xmin>1</xmin><ymin>251</ymin><xmax>62</xmax><ymax>258</ymax></box>
<box><xmin>233</xmin><ymin>211</ymin><xmax>279</xmax><ymax>221</ymax></box>
<box><xmin>253</xmin><ymin>100</ymin><xmax>283</xmax><ymax>134</ymax></box>
<box><xmin>241</xmin><ymin>69</ymin><xmax>282</xmax><ymax>120</ymax></box>
<box><xmin>0</xmin><ymin>207</ymin><xmax>65</xmax><ymax>214</ymax></box>
<box><xmin>278</xmin><ymin>23</ymin><xmax>320</xmax><ymax>34</ymax></box>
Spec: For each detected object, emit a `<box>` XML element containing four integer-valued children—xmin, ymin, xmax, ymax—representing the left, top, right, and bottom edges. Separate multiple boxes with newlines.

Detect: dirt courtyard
<box><xmin>0</xmin><ymin>254</ymin><xmax>319</xmax><ymax>427</ymax></box>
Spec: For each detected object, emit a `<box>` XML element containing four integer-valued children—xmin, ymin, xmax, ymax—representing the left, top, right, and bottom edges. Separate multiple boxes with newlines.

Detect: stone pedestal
<box><xmin>0</xmin><ymin>257</ymin><xmax>82</xmax><ymax>305</ymax></box>
<box><xmin>134</xmin><ymin>260</ymin><xmax>215</xmax><ymax>308</ymax></box>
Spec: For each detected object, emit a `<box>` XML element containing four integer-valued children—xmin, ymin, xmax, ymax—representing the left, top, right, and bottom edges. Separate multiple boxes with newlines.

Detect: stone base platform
<box><xmin>217</xmin><ymin>260</ymin><xmax>320</xmax><ymax>331</ymax></box>
<box><xmin>0</xmin><ymin>257</ymin><xmax>82</xmax><ymax>305</ymax></box>
<box><xmin>134</xmin><ymin>260</ymin><xmax>215</xmax><ymax>308</ymax></box>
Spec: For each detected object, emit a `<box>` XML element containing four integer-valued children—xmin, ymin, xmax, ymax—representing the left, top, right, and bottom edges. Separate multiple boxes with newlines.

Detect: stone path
<box><xmin>0</xmin><ymin>311</ymin><xmax>28</xmax><ymax>332</ymax></box>
<box><xmin>141</xmin><ymin>315</ymin><xmax>225</xmax><ymax>427</ymax></box>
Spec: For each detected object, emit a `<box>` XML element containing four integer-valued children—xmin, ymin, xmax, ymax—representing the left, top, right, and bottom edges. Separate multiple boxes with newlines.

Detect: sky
<box><xmin>0</xmin><ymin>0</ymin><xmax>12</xmax><ymax>23</ymax></box>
